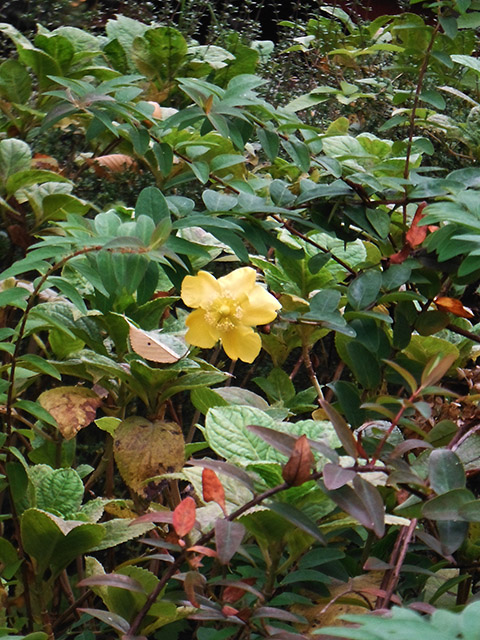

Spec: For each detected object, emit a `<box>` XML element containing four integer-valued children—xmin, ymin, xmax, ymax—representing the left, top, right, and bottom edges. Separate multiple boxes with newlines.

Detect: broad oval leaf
<box><xmin>114</xmin><ymin>417</ymin><xmax>185</xmax><ymax>496</ymax></box>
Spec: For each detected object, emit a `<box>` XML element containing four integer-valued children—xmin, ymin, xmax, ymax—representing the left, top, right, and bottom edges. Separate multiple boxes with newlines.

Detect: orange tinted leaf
<box><xmin>434</xmin><ymin>296</ymin><xmax>474</xmax><ymax>319</ymax></box>
<box><xmin>173</xmin><ymin>496</ymin><xmax>196</xmax><ymax>538</ymax></box>
<box><xmin>204</xmin><ymin>94</ymin><xmax>214</xmax><ymax>114</ymax></box>
<box><xmin>202</xmin><ymin>468</ymin><xmax>227</xmax><ymax>514</ymax></box>
<box><xmin>222</xmin><ymin>605</ymin><xmax>239</xmax><ymax>617</ymax></box>
<box><xmin>188</xmin><ymin>545</ymin><xmax>217</xmax><ymax>558</ymax></box>
<box><xmin>282</xmin><ymin>435</ymin><xmax>315</xmax><ymax>486</ymax></box>
<box><xmin>405</xmin><ymin>201</ymin><xmax>428</xmax><ymax>248</ymax></box>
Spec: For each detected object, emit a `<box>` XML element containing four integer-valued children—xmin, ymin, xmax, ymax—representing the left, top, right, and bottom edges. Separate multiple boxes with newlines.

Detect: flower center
<box><xmin>204</xmin><ymin>296</ymin><xmax>242</xmax><ymax>332</ymax></box>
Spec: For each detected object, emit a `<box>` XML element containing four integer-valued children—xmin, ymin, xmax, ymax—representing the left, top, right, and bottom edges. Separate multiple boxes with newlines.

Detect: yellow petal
<box><xmin>181</xmin><ymin>271</ymin><xmax>220</xmax><ymax>309</ymax></box>
<box><xmin>240</xmin><ymin>285</ymin><xmax>281</xmax><ymax>326</ymax></box>
<box><xmin>218</xmin><ymin>267</ymin><xmax>257</xmax><ymax>298</ymax></box>
<box><xmin>185</xmin><ymin>309</ymin><xmax>219</xmax><ymax>348</ymax></box>
<box><xmin>221</xmin><ymin>325</ymin><xmax>262</xmax><ymax>363</ymax></box>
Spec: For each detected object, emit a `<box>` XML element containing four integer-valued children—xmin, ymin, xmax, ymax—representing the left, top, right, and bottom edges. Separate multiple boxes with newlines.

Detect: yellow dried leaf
<box><xmin>38</xmin><ymin>386</ymin><xmax>102</xmax><ymax>440</ymax></box>
<box><xmin>113</xmin><ymin>417</ymin><xmax>184</xmax><ymax>497</ymax></box>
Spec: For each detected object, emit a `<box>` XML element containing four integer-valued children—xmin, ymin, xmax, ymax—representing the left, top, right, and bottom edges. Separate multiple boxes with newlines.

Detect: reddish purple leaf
<box><xmin>77</xmin><ymin>573</ymin><xmax>145</xmax><ymax>593</ymax></box>
<box><xmin>323</xmin><ymin>463</ymin><xmax>356</xmax><ymax>490</ymax></box>
<box><xmin>78</xmin><ymin>608</ymin><xmax>129</xmax><ymax>633</ymax></box>
<box><xmin>215</xmin><ymin>519</ymin><xmax>245</xmax><ymax>564</ymax></box>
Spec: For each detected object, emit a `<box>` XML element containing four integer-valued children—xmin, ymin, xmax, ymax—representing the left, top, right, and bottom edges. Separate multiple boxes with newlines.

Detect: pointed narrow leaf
<box><xmin>77</xmin><ymin>608</ymin><xmax>129</xmax><ymax>633</ymax></box>
<box><xmin>319</xmin><ymin>399</ymin><xmax>358</xmax><ymax>459</ymax></box>
<box><xmin>77</xmin><ymin>573</ymin><xmax>145</xmax><ymax>593</ymax></box>
<box><xmin>267</xmin><ymin>502</ymin><xmax>326</xmax><ymax>544</ymax></box>
<box><xmin>352</xmin><ymin>475</ymin><xmax>385</xmax><ymax>537</ymax></box>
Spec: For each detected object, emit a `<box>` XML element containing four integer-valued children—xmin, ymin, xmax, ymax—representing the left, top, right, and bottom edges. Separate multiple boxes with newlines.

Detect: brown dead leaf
<box><xmin>282</xmin><ymin>435</ymin><xmax>315</xmax><ymax>486</ymax></box>
<box><xmin>38</xmin><ymin>386</ymin><xmax>102</xmax><ymax>440</ymax></box>
<box><xmin>113</xmin><ymin>417</ymin><xmax>184</xmax><ymax>497</ymax></box>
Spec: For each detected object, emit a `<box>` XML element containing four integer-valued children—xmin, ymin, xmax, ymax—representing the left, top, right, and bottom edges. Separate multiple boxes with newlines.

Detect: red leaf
<box><xmin>172</xmin><ymin>497</ymin><xmax>196</xmax><ymax>538</ymax></box>
<box><xmin>222</xmin><ymin>605</ymin><xmax>239</xmax><ymax>617</ymax></box>
<box><xmin>405</xmin><ymin>201</ymin><xmax>428</xmax><ymax>248</ymax></box>
<box><xmin>223</xmin><ymin>578</ymin><xmax>257</xmax><ymax>603</ymax></box>
<box><xmin>389</xmin><ymin>245</ymin><xmax>411</xmax><ymax>264</ymax></box>
<box><xmin>282</xmin><ymin>435</ymin><xmax>315</xmax><ymax>486</ymax></box>
<box><xmin>202</xmin><ymin>468</ymin><xmax>227</xmax><ymax>514</ymax></box>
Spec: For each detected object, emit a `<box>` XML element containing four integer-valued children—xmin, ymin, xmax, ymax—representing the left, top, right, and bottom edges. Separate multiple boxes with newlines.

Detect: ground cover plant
<box><xmin>5</xmin><ymin>0</ymin><xmax>480</xmax><ymax>638</ymax></box>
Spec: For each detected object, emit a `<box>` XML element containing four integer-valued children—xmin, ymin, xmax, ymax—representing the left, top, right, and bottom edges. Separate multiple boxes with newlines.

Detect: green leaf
<box><xmin>135</xmin><ymin>186</ymin><xmax>170</xmax><ymax>224</ymax></box>
<box><xmin>0</xmin><ymin>138</ymin><xmax>31</xmax><ymax>184</ymax></box>
<box><xmin>131</xmin><ymin>26</ymin><xmax>188</xmax><ymax>81</ymax></box>
<box><xmin>257</xmin><ymin>127</ymin><xmax>279</xmax><ymax>161</ymax></box>
<box><xmin>18</xmin><ymin>354</ymin><xmax>61</xmax><ymax>380</ymax></box>
<box><xmin>347</xmin><ymin>271</ymin><xmax>382</xmax><ymax>310</ymax></box>
<box><xmin>422</xmin><ymin>489</ymin><xmax>474</xmax><ymax>520</ymax></box>
<box><xmin>6</xmin><ymin>169</ymin><xmax>70</xmax><ymax>195</ymax></box>
<box><xmin>90</xmin><ymin>518</ymin><xmax>153</xmax><ymax>551</ymax></box>
<box><xmin>21</xmin><ymin>508</ymin><xmax>105</xmax><ymax>578</ymax></box>
<box><xmin>202</xmin><ymin>189</ymin><xmax>237</xmax><ymax>211</ymax></box>
<box><xmin>429</xmin><ymin>450</ymin><xmax>465</xmax><ymax>495</ymax></box>
<box><xmin>14</xmin><ymin>399</ymin><xmax>59</xmax><ymax>428</ymax></box>
<box><xmin>0</xmin><ymin>59</ymin><xmax>31</xmax><ymax>103</ymax></box>
<box><xmin>345</xmin><ymin>341</ymin><xmax>381</xmax><ymax>389</ymax></box>
<box><xmin>280</xmin><ymin>569</ymin><xmax>330</xmax><ymax>585</ymax></box>
<box><xmin>267</xmin><ymin>502</ymin><xmax>326</xmax><ymax>544</ymax></box>
<box><xmin>153</xmin><ymin>141</ymin><xmax>174</xmax><ymax>176</ymax></box>
<box><xmin>205</xmin><ymin>406</ymin><xmax>339</xmax><ymax>466</ymax></box>
<box><xmin>0</xmin><ymin>287</ymin><xmax>29</xmax><ymax>310</ymax></box>
<box><xmin>36</xmin><ymin>468</ymin><xmax>84</xmax><ymax>516</ymax></box>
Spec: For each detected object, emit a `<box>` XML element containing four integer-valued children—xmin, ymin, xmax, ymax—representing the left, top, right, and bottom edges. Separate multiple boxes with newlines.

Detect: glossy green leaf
<box><xmin>428</xmin><ymin>450</ymin><xmax>465</xmax><ymax>495</ymax></box>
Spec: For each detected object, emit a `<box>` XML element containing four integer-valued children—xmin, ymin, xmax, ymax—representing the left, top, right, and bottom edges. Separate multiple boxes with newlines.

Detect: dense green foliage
<box><xmin>3</xmin><ymin>1</ymin><xmax>480</xmax><ymax>638</ymax></box>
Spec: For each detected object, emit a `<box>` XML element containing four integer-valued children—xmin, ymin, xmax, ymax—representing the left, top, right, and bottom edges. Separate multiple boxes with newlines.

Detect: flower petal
<box><xmin>240</xmin><ymin>285</ymin><xmax>281</xmax><ymax>326</ymax></box>
<box><xmin>185</xmin><ymin>309</ymin><xmax>219</xmax><ymax>348</ymax></box>
<box><xmin>218</xmin><ymin>267</ymin><xmax>257</xmax><ymax>298</ymax></box>
<box><xmin>221</xmin><ymin>325</ymin><xmax>262</xmax><ymax>363</ymax></box>
<box><xmin>181</xmin><ymin>271</ymin><xmax>221</xmax><ymax>309</ymax></box>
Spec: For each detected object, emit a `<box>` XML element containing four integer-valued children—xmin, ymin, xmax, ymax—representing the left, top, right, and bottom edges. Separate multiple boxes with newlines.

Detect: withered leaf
<box><xmin>113</xmin><ymin>417</ymin><xmax>184</xmax><ymax>497</ymax></box>
<box><xmin>38</xmin><ymin>386</ymin><xmax>102</xmax><ymax>440</ymax></box>
<box><xmin>282</xmin><ymin>435</ymin><xmax>315</xmax><ymax>486</ymax></box>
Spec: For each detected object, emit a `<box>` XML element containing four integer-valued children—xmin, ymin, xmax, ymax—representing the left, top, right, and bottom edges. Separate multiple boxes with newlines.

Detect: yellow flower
<box><xmin>181</xmin><ymin>267</ymin><xmax>281</xmax><ymax>363</ymax></box>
